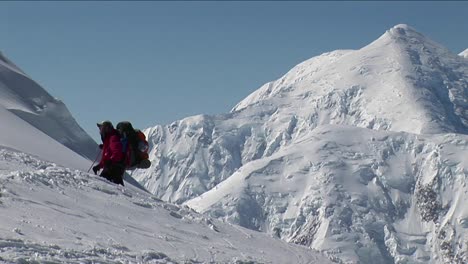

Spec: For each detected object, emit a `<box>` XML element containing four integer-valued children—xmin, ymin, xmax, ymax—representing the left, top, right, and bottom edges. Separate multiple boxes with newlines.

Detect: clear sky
<box><xmin>1</xmin><ymin>1</ymin><xmax>467</xmax><ymax>141</ymax></box>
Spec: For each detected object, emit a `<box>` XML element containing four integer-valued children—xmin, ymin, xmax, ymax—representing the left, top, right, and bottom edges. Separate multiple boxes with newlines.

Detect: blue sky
<box><xmin>1</xmin><ymin>1</ymin><xmax>467</xmax><ymax>141</ymax></box>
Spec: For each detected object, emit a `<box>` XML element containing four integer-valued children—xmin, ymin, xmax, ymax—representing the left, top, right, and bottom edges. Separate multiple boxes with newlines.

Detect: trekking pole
<box><xmin>87</xmin><ymin>149</ymin><xmax>101</xmax><ymax>173</ymax></box>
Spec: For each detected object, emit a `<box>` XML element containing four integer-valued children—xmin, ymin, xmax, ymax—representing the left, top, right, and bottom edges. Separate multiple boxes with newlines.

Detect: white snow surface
<box><xmin>0</xmin><ymin>147</ymin><xmax>330</xmax><ymax>263</ymax></box>
<box><xmin>131</xmin><ymin>25</ymin><xmax>468</xmax><ymax>263</ymax></box>
<box><xmin>460</xmin><ymin>49</ymin><xmax>468</xmax><ymax>59</ymax></box>
<box><xmin>0</xmin><ymin>51</ymin><xmax>97</xmax><ymax>161</ymax></box>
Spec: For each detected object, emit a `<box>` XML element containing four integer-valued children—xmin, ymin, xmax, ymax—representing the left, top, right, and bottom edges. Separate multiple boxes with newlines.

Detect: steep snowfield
<box><xmin>0</xmin><ymin>52</ymin><xmax>97</xmax><ymax>160</ymax></box>
<box><xmin>460</xmin><ymin>49</ymin><xmax>468</xmax><ymax>59</ymax></box>
<box><xmin>0</xmin><ymin>147</ymin><xmax>330</xmax><ymax>263</ymax></box>
<box><xmin>0</xmin><ymin>104</ymin><xmax>90</xmax><ymax>170</ymax></box>
<box><xmin>131</xmin><ymin>24</ymin><xmax>468</xmax><ymax>263</ymax></box>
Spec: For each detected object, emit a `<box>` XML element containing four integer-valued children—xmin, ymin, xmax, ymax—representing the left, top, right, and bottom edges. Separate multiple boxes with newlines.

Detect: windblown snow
<box><xmin>132</xmin><ymin>24</ymin><xmax>468</xmax><ymax>263</ymax></box>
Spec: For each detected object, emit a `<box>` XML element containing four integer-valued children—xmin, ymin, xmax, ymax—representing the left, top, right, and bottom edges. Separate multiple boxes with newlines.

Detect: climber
<box><xmin>92</xmin><ymin>120</ymin><xmax>125</xmax><ymax>185</ymax></box>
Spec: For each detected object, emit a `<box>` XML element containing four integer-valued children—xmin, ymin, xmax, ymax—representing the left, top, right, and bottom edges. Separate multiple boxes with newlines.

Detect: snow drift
<box><xmin>132</xmin><ymin>24</ymin><xmax>468</xmax><ymax>263</ymax></box>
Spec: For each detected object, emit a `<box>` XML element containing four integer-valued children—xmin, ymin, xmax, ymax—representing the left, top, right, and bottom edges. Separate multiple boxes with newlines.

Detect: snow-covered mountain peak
<box><xmin>232</xmin><ymin>24</ymin><xmax>437</xmax><ymax>114</ymax></box>
<box><xmin>134</xmin><ymin>24</ymin><xmax>467</xmax><ymax>203</ymax></box>
<box><xmin>370</xmin><ymin>24</ymin><xmax>450</xmax><ymax>55</ymax></box>
<box><xmin>132</xmin><ymin>25</ymin><xmax>468</xmax><ymax>263</ymax></box>
<box><xmin>381</xmin><ymin>23</ymin><xmax>423</xmax><ymax>40</ymax></box>
<box><xmin>232</xmin><ymin>24</ymin><xmax>467</xmax><ymax>135</ymax></box>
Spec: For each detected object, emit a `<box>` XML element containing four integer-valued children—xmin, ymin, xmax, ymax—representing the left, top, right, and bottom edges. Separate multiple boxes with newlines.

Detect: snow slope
<box><xmin>0</xmin><ymin>52</ymin><xmax>97</xmax><ymax>160</ymax></box>
<box><xmin>131</xmin><ymin>24</ymin><xmax>468</xmax><ymax>263</ymax></box>
<box><xmin>0</xmin><ymin>147</ymin><xmax>330</xmax><ymax>263</ymax></box>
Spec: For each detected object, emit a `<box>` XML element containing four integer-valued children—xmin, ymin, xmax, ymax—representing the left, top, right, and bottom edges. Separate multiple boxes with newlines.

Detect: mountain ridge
<box><xmin>133</xmin><ymin>24</ymin><xmax>467</xmax><ymax>202</ymax></box>
<box><xmin>232</xmin><ymin>24</ymin><xmax>467</xmax><ymax>134</ymax></box>
<box><xmin>0</xmin><ymin>52</ymin><xmax>97</xmax><ymax>162</ymax></box>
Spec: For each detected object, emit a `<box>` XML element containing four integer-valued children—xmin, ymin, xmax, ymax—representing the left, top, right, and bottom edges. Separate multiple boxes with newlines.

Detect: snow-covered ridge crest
<box><xmin>0</xmin><ymin>52</ymin><xmax>97</xmax><ymax>162</ymax></box>
<box><xmin>0</xmin><ymin>51</ymin><xmax>28</xmax><ymax>77</ymax></box>
<box><xmin>232</xmin><ymin>49</ymin><xmax>353</xmax><ymax>112</ymax></box>
<box><xmin>233</xmin><ymin>23</ymin><xmax>467</xmax><ymax>135</ymax></box>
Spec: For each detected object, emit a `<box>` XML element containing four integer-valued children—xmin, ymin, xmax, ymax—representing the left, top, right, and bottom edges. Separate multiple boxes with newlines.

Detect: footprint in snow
<box><xmin>169</xmin><ymin>211</ymin><xmax>183</xmax><ymax>219</ymax></box>
<box><xmin>132</xmin><ymin>201</ymin><xmax>153</xmax><ymax>209</ymax></box>
<box><xmin>163</xmin><ymin>203</ymin><xmax>180</xmax><ymax>212</ymax></box>
<box><xmin>12</xmin><ymin>228</ymin><xmax>23</xmax><ymax>235</ymax></box>
<box><xmin>91</xmin><ymin>186</ymin><xmax>118</xmax><ymax>195</ymax></box>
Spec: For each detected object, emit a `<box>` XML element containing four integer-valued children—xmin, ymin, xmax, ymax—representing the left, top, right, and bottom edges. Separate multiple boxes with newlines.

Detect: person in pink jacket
<box><xmin>92</xmin><ymin>121</ymin><xmax>125</xmax><ymax>185</ymax></box>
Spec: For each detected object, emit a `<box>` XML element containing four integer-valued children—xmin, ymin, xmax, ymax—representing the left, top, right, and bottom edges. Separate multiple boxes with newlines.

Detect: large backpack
<box><xmin>116</xmin><ymin>121</ymin><xmax>151</xmax><ymax>169</ymax></box>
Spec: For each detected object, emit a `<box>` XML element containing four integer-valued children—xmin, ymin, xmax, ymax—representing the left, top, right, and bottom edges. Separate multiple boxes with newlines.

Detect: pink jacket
<box><xmin>99</xmin><ymin>129</ymin><xmax>124</xmax><ymax>168</ymax></box>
